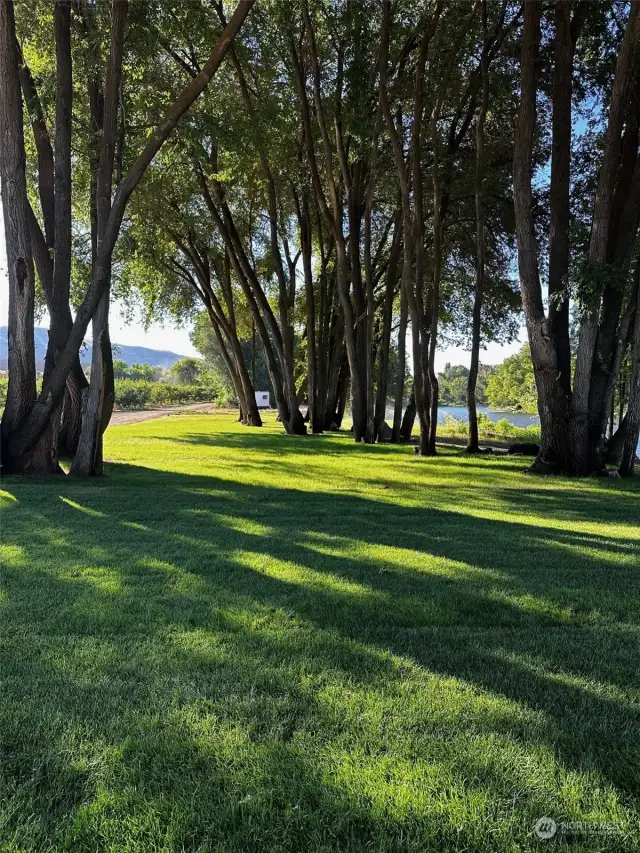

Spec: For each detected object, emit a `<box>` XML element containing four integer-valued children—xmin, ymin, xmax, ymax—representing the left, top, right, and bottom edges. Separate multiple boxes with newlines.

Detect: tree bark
<box><xmin>428</xmin><ymin>3</ymin><xmax>479</xmax><ymax>455</ymax></box>
<box><xmin>571</xmin><ymin>3</ymin><xmax>640</xmax><ymax>474</ymax></box>
<box><xmin>392</xmin><ymin>284</ymin><xmax>407</xmax><ymax>443</ymax></box>
<box><xmin>375</xmin><ymin>214</ymin><xmax>401</xmax><ymax>441</ymax></box>
<box><xmin>0</xmin><ymin>0</ymin><xmax>56</xmax><ymax>474</ymax></box>
<box><xmin>588</xmin><ymin>78</ymin><xmax>640</xmax><ymax>467</ymax></box>
<box><xmin>400</xmin><ymin>391</ymin><xmax>417</xmax><ymax>442</ymax></box>
<box><xmin>72</xmin><ymin>0</ymin><xmax>127</xmax><ymax>476</ymax></box>
<box><xmin>219</xmin><ymin>13</ymin><xmax>304</xmax><ymax>435</ymax></box>
<box><xmin>296</xmin><ymin>189</ymin><xmax>322</xmax><ymax>433</ymax></box>
<box><xmin>620</xmin><ymin>262</ymin><xmax>640</xmax><ymax>475</ymax></box>
<box><xmin>467</xmin><ymin>6</ymin><xmax>490</xmax><ymax>453</ymax></box>
<box><xmin>514</xmin><ymin>0</ymin><xmax>573</xmax><ymax>473</ymax></box>
<box><xmin>547</xmin><ymin>1</ymin><xmax>577</xmax><ymax>398</ymax></box>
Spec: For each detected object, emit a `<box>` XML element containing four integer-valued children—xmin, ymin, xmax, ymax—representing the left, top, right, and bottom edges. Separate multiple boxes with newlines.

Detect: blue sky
<box><xmin>0</xmin><ymin>206</ymin><xmax>524</xmax><ymax>369</ymax></box>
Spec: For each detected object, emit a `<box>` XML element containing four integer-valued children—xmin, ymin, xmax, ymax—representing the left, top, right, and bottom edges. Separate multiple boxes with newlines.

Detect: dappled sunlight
<box><xmin>214</xmin><ymin>514</ymin><xmax>274</xmax><ymax>537</ymax></box>
<box><xmin>491</xmin><ymin>648</ymin><xmax>637</xmax><ymax>706</ymax></box>
<box><xmin>0</xmin><ymin>543</ymin><xmax>27</xmax><ymax>567</ymax></box>
<box><xmin>2</xmin><ymin>413</ymin><xmax>639</xmax><ymax>850</ymax></box>
<box><xmin>59</xmin><ymin>496</ymin><xmax>106</xmax><ymax>517</ymax></box>
<box><xmin>135</xmin><ymin>556</ymin><xmax>208</xmax><ymax>598</ymax></box>
<box><xmin>533</xmin><ymin>533</ymin><xmax>640</xmax><ymax>568</ymax></box>
<box><xmin>301</xmin><ymin>530</ymin><xmax>511</xmax><ymax>582</ymax></box>
<box><xmin>59</xmin><ymin>564</ymin><xmax>122</xmax><ymax>595</ymax></box>
<box><xmin>121</xmin><ymin>520</ymin><xmax>151</xmax><ymax>532</ymax></box>
<box><xmin>232</xmin><ymin>548</ymin><xmax>382</xmax><ymax>601</ymax></box>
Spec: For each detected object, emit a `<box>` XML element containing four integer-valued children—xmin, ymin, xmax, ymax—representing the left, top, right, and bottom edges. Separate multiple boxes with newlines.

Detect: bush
<box><xmin>114</xmin><ymin>379</ymin><xmax>219</xmax><ymax>410</ymax></box>
<box><xmin>436</xmin><ymin>411</ymin><xmax>541</xmax><ymax>443</ymax></box>
<box><xmin>1</xmin><ymin>376</ymin><xmax>220</xmax><ymax>414</ymax></box>
<box><xmin>439</xmin><ymin>414</ymin><xmax>468</xmax><ymax>436</ymax></box>
<box><xmin>115</xmin><ymin>379</ymin><xmax>153</xmax><ymax>409</ymax></box>
<box><xmin>489</xmin><ymin>417</ymin><xmax>541</xmax><ymax>442</ymax></box>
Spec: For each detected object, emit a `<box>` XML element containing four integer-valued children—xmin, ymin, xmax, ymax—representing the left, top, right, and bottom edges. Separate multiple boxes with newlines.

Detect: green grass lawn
<box><xmin>1</xmin><ymin>412</ymin><xmax>639</xmax><ymax>852</ymax></box>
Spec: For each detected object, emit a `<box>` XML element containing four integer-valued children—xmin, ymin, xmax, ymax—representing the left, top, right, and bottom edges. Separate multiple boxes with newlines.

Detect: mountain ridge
<box><xmin>0</xmin><ymin>326</ymin><xmax>186</xmax><ymax>370</ymax></box>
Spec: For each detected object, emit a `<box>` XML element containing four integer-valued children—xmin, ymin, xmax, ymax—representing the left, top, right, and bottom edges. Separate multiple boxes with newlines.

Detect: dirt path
<box><xmin>109</xmin><ymin>402</ymin><xmax>220</xmax><ymax>426</ymax></box>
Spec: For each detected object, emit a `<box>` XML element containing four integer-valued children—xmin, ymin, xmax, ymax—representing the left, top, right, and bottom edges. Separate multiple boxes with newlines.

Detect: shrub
<box><xmin>114</xmin><ymin>379</ymin><xmax>219</xmax><ymax>410</ymax></box>
<box><xmin>436</xmin><ymin>410</ymin><xmax>541</xmax><ymax>443</ymax></box>
<box><xmin>115</xmin><ymin>379</ymin><xmax>152</xmax><ymax>409</ymax></box>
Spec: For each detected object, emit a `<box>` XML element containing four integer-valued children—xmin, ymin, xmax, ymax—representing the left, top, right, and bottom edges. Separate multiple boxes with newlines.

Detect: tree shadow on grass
<box><xmin>1</xmin><ymin>464</ymin><xmax>640</xmax><ymax>850</ymax></box>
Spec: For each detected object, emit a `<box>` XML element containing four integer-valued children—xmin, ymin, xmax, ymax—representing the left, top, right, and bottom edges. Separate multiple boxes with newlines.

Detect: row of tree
<box><xmin>1</xmin><ymin>0</ymin><xmax>639</xmax><ymax>477</ymax></box>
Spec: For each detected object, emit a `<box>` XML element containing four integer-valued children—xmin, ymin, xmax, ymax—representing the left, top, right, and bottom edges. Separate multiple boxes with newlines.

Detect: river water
<box><xmin>383</xmin><ymin>404</ymin><xmax>640</xmax><ymax>454</ymax></box>
<box><xmin>384</xmin><ymin>404</ymin><xmax>539</xmax><ymax>429</ymax></box>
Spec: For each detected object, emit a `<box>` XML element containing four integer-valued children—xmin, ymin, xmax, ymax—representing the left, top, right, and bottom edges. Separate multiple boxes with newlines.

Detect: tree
<box><xmin>1</xmin><ymin>0</ymin><xmax>256</xmax><ymax>475</ymax></box>
<box><xmin>485</xmin><ymin>345</ymin><xmax>538</xmax><ymax>413</ymax></box>
<box><xmin>513</xmin><ymin>1</ymin><xmax>640</xmax><ymax>474</ymax></box>
<box><xmin>170</xmin><ymin>357</ymin><xmax>203</xmax><ymax>386</ymax></box>
<box><xmin>0</xmin><ymin>0</ymin><xmax>44</xmax><ymax>472</ymax></box>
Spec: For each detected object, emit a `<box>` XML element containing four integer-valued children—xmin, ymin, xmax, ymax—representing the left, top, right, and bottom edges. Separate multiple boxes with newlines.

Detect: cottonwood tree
<box><xmin>0</xmin><ymin>0</ymin><xmax>255</xmax><ymax>474</ymax></box>
<box><xmin>514</xmin><ymin>0</ymin><xmax>640</xmax><ymax>475</ymax></box>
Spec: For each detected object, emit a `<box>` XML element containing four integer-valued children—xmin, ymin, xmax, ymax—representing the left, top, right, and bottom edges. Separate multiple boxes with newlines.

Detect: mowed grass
<box><xmin>1</xmin><ymin>412</ymin><xmax>639</xmax><ymax>852</ymax></box>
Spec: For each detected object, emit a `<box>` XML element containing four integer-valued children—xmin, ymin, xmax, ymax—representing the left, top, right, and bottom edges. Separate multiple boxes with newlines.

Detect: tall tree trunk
<box><xmin>0</xmin><ymin>0</ymin><xmax>56</xmax><ymax>474</ymax></box>
<box><xmin>514</xmin><ymin>0</ymin><xmax>573</xmax><ymax>473</ymax></box>
<box><xmin>198</xmin><ymin>172</ymin><xmax>294</xmax><ymax>432</ymax></box>
<box><xmin>20</xmin><ymin>52</ymin><xmax>89</xmax><ymax>458</ymax></box>
<box><xmin>38</xmin><ymin>0</ymin><xmax>75</xmax><ymax>471</ymax></box>
<box><xmin>589</xmin><ymin>80</ymin><xmax>640</xmax><ymax>467</ymax></box>
<box><xmin>467</xmin><ymin>15</ymin><xmax>489</xmax><ymax>453</ymax></box>
<box><xmin>619</xmin><ymin>263</ymin><xmax>640</xmax><ymax>475</ymax></box>
<box><xmin>547</xmin><ymin>1</ymin><xmax>574</xmax><ymax>398</ymax></box>
<box><xmin>336</xmin><ymin>241</ymin><xmax>367</xmax><ymax>440</ymax></box>
<box><xmin>209</xmin><ymin>312</ymin><xmax>252</xmax><ymax>424</ymax></box>
<box><xmin>297</xmin><ymin>190</ymin><xmax>322</xmax><ymax>433</ymax></box>
<box><xmin>73</xmin><ymin>0</ymin><xmax>127</xmax><ymax>476</ymax></box>
<box><xmin>294</xmin><ymin>6</ymin><xmax>368</xmax><ymax>441</ymax></box>
<box><xmin>400</xmin><ymin>391</ymin><xmax>417</xmax><ymax>442</ymax></box>
<box><xmin>392</xmin><ymin>284</ymin><xmax>407</xmax><ymax>443</ymax></box>
<box><xmin>375</xmin><ymin>215</ymin><xmax>401</xmax><ymax>441</ymax></box>
<box><xmin>316</xmin><ymin>217</ymin><xmax>330</xmax><ymax>428</ymax></box>
<box><xmin>221</xmin><ymin>23</ymin><xmax>304</xmax><ymax>435</ymax></box>
<box><xmin>571</xmin><ymin>3</ymin><xmax>640</xmax><ymax>474</ymax></box>
<box><xmin>380</xmin><ymin>1</ymin><xmax>442</xmax><ymax>455</ymax></box>
<box><xmin>324</xmin><ymin>322</ymin><xmax>345</xmax><ymax>430</ymax></box>
<box><xmin>428</xmin><ymin>0</ymin><xmax>478</xmax><ymax>456</ymax></box>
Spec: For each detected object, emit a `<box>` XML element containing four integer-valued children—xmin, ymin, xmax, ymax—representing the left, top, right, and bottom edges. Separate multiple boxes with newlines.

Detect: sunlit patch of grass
<box><xmin>215</xmin><ymin>514</ymin><xmax>274</xmax><ymax>537</ymax></box>
<box><xmin>59</xmin><ymin>564</ymin><xmax>122</xmax><ymax>595</ymax></box>
<box><xmin>1</xmin><ymin>412</ymin><xmax>639</xmax><ymax>852</ymax></box>
<box><xmin>59</xmin><ymin>496</ymin><xmax>106</xmax><ymax>517</ymax></box>
<box><xmin>0</xmin><ymin>543</ymin><xmax>26</xmax><ymax>567</ymax></box>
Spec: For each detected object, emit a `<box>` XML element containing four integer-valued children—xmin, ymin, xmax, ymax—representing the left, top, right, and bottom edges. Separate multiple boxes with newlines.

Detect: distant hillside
<box><xmin>0</xmin><ymin>327</ymin><xmax>186</xmax><ymax>371</ymax></box>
